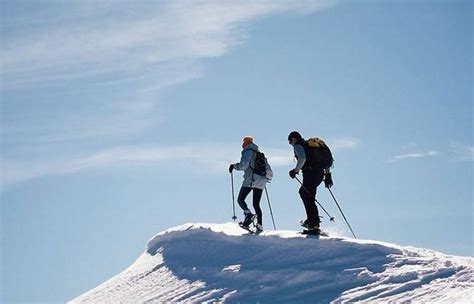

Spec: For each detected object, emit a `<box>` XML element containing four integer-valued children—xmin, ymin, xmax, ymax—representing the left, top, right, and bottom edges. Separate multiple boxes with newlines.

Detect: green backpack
<box><xmin>304</xmin><ymin>138</ymin><xmax>334</xmax><ymax>169</ymax></box>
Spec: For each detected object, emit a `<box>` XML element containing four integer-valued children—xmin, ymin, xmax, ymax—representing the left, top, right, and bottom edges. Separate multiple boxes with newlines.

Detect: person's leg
<box><xmin>252</xmin><ymin>188</ymin><xmax>264</xmax><ymax>225</ymax></box>
<box><xmin>238</xmin><ymin>187</ymin><xmax>256</xmax><ymax>227</ymax></box>
<box><xmin>312</xmin><ymin>169</ymin><xmax>324</xmax><ymax>224</ymax></box>
<box><xmin>237</xmin><ymin>187</ymin><xmax>252</xmax><ymax>212</ymax></box>
<box><xmin>299</xmin><ymin>171</ymin><xmax>319</xmax><ymax>227</ymax></box>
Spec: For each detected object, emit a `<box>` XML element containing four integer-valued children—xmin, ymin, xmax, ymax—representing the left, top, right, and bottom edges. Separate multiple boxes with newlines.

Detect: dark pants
<box><xmin>299</xmin><ymin>169</ymin><xmax>324</xmax><ymax>227</ymax></box>
<box><xmin>237</xmin><ymin>187</ymin><xmax>263</xmax><ymax>225</ymax></box>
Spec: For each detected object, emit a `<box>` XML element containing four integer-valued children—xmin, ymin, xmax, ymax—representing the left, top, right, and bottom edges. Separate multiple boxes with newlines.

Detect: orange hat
<box><xmin>242</xmin><ymin>136</ymin><xmax>254</xmax><ymax>148</ymax></box>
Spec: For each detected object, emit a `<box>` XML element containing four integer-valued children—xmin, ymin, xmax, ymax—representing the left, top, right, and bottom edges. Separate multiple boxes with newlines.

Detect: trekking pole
<box><xmin>230</xmin><ymin>171</ymin><xmax>237</xmax><ymax>221</ymax></box>
<box><xmin>295</xmin><ymin>176</ymin><xmax>335</xmax><ymax>222</ymax></box>
<box><xmin>327</xmin><ymin>188</ymin><xmax>357</xmax><ymax>239</ymax></box>
<box><xmin>264</xmin><ymin>187</ymin><xmax>277</xmax><ymax>230</ymax></box>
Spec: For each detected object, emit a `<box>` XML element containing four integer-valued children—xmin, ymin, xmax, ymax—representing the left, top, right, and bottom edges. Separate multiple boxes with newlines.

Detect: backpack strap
<box><xmin>300</xmin><ymin>140</ymin><xmax>316</xmax><ymax>171</ymax></box>
<box><xmin>250</xmin><ymin>151</ymin><xmax>256</xmax><ymax>182</ymax></box>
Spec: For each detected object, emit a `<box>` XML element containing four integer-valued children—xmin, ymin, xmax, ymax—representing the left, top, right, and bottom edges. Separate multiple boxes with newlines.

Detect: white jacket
<box><xmin>233</xmin><ymin>143</ymin><xmax>273</xmax><ymax>189</ymax></box>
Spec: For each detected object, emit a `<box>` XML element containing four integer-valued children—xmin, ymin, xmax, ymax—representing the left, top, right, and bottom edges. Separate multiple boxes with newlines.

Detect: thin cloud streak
<box><xmin>2</xmin><ymin>136</ymin><xmax>356</xmax><ymax>186</ymax></box>
<box><xmin>326</xmin><ymin>137</ymin><xmax>359</xmax><ymax>149</ymax></box>
<box><xmin>388</xmin><ymin>150</ymin><xmax>440</xmax><ymax>163</ymax></box>
<box><xmin>1</xmin><ymin>144</ymin><xmax>268</xmax><ymax>185</ymax></box>
<box><xmin>450</xmin><ymin>143</ymin><xmax>474</xmax><ymax>161</ymax></box>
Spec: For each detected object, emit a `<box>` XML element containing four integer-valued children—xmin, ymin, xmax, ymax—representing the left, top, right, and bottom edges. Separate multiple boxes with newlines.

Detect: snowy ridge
<box><xmin>71</xmin><ymin>223</ymin><xmax>474</xmax><ymax>303</ymax></box>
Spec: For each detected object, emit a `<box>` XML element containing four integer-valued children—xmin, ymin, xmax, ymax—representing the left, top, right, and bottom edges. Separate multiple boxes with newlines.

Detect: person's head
<box><xmin>242</xmin><ymin>136</ymin><xmax>254</xmax><ymax>149</ymax></box>
<box><xmin>287</xmin><ymin>131</ymin><xmax>302</xmax><ymax>146</ymax></box>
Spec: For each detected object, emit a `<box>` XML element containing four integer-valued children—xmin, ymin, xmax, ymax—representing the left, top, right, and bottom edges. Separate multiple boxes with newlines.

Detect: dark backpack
<box><xmin>303</xmin><ymin>138</ymin><xmax>334</xmax><ymax>169</ymax></box>
<box><xmin>251</xmin><ymin>151</ymin><xmax>267</xmax><ymax>177</ymax></box>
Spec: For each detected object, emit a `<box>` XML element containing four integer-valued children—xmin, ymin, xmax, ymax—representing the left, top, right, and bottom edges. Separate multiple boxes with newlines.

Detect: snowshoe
<box><xmin>239</xmin><ymin>222</ymin><xmax>255</xmax><ymax>234</ymax></box>
<box><xmin>301</xmin><ymin>228</ymin><xmax>329</xmax><ymax>237</ymax></box>
<box><xmin>302</xmin><ymin>228</ymin><xmax>321</xmax><ymax>235</ymax></box>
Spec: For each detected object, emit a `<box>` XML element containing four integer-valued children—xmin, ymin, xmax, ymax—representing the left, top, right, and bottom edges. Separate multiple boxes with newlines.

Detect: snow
<box><xmin>70</xmin><ymin>223</ymin><xmax>474</xmax><ymax>303</ymax></box>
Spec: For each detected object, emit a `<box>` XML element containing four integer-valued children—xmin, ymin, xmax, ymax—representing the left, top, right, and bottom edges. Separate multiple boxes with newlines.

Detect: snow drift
<box><xmin>71</xmin><ymin>223</ymin><xmax>474</xmax><ymax>303</ymax></box>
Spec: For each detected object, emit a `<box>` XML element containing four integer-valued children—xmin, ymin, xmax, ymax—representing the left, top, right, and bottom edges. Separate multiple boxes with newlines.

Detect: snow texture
<box><xmin>71</xmin><ymin>223</ymin><xmax>474</xmax><ymax>303</ymax></box>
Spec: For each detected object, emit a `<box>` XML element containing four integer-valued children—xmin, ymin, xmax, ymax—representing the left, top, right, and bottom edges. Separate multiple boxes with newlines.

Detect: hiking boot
<box><xmin>300</xmin><ymin>219</ymin><xmax>309</xmax><ymax>228</ymax></box>
<box><xmin>300</xmin><ymin>219</ymin><xmax>320</xmax><ymax>229</ymax></box>
<box><xmin>242</xmin><ymin>212</ymin><xmax>255</xmax><ymax>228</ymax></box>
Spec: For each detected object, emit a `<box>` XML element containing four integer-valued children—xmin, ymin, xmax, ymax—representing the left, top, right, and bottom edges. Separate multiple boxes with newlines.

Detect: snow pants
<box><xmin>299</xmin><ymin>168</ymin><xmax>324</xmax><ymax>228</ymax></box>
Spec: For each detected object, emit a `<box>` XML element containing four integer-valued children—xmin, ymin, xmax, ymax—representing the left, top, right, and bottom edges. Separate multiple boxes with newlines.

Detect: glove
<box><xmin>229</xmin><ymin>164</ymin><xmax>235</xmax><ymax>173</ymax></box>
<box><xmin>324</xmin><ymin>172</ymin><xmax>333</xmax><ymax>188</ymax></box>
<box><xmin>289</xmin><ymin>169</ymin><xmax>297</xmax><ymax>179</ymax></box>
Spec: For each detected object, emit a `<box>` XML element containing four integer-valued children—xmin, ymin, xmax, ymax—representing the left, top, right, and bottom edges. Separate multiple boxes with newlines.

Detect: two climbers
<box><xmin>230</xmin><ymin>132</ymin><xmax>333</xmax><ymax>235</ymax></box>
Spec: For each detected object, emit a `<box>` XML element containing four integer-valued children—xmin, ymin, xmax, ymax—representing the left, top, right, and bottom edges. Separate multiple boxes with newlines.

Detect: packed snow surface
<box><xmin>71</xmin><ymin>223</ymin><xmax>474</xmax><ymax>303</ymax></box>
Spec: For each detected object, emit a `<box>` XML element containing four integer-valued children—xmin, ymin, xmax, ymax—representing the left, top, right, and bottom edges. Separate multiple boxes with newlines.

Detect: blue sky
<box><xmin>1</xmin><ymin>0</ymin><xmax>472</xmax><ymax>302</ymax></box>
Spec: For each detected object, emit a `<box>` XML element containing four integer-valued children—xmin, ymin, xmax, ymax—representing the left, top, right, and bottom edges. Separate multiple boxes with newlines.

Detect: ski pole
<box><xmin>264</xmin><ymin>186</ymin><xmax>277</xmax><ymax>230</ymax></box>
<box><xmin>327</xmin><ymin>188</ymin><xmax>357</xmax><ymax>239</ymax></box>
<box><xmin>230</xmin><ymin>171</ymin><xmax>237</xmax><ymax>221</ymax></box>
<box><xmin>295</xmin><ymin>176</ymin><xmax>335</xmax><ymax>222</ymax></box>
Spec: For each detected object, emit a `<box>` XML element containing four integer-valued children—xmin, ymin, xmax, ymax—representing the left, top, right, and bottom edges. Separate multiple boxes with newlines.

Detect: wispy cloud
<box><xmin>2</xmin><ymin>136</ymin><xmax>355</xmax><ymax>186</ymax></box>
<box><xmin>1</xmin><ymin>1</ymin><xmax>340</xmax><ymax>188</ymax></box>
<box><xmin>1</xmin><ymin>1</ymin><xmax>333</xmax><ymax>89</ymax></box>
<box><xmin>326</xmin><ymin>137</ymin><xmax>359</xmax><ymax>150</ymax></box>
<box><xmin>388</xmin><ymin>150</ymin><xmax>440</xmax><ymax>163</ymax></box>
<box><xmin>450</xmin><ymin>143</ymin><xmax>474</xmax><ymax>161</ymax></box>
<box><xmin>1</xmin><ymin>144</ymin><xmax>272</xmax><ymax>185</ymax></box>
<box><xmin>388</xmin><ymin>142</ymin><xmax>474</xmax><ymax>163</ymax></box>
<box><xmin>1</xmin><ymin>0</ymin><xmax>334</xmax><ymax>151</ymax></box>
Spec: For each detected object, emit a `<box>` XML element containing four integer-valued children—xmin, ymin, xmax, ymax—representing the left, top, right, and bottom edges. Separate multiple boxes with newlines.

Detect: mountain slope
<box><xmin>71</xmin><ymin>223</ymin><xmax>474</xmax><ymax>303</ymax></box>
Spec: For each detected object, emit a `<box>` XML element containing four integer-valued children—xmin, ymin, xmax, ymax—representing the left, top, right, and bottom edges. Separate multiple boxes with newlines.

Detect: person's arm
<box><xmin>266</xmin><ymin>161</ymin><xmax>273</xmax><ymax>180</ymax></box>
<box><xmin>293</xmin><ymin>144</ymin><xmax>306</xmax><ymax>173</ymax></box>
<box><xmin>234</xmin><ymin>150</ymin><xmax>252</xmax><ymax>171</ymax></box>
